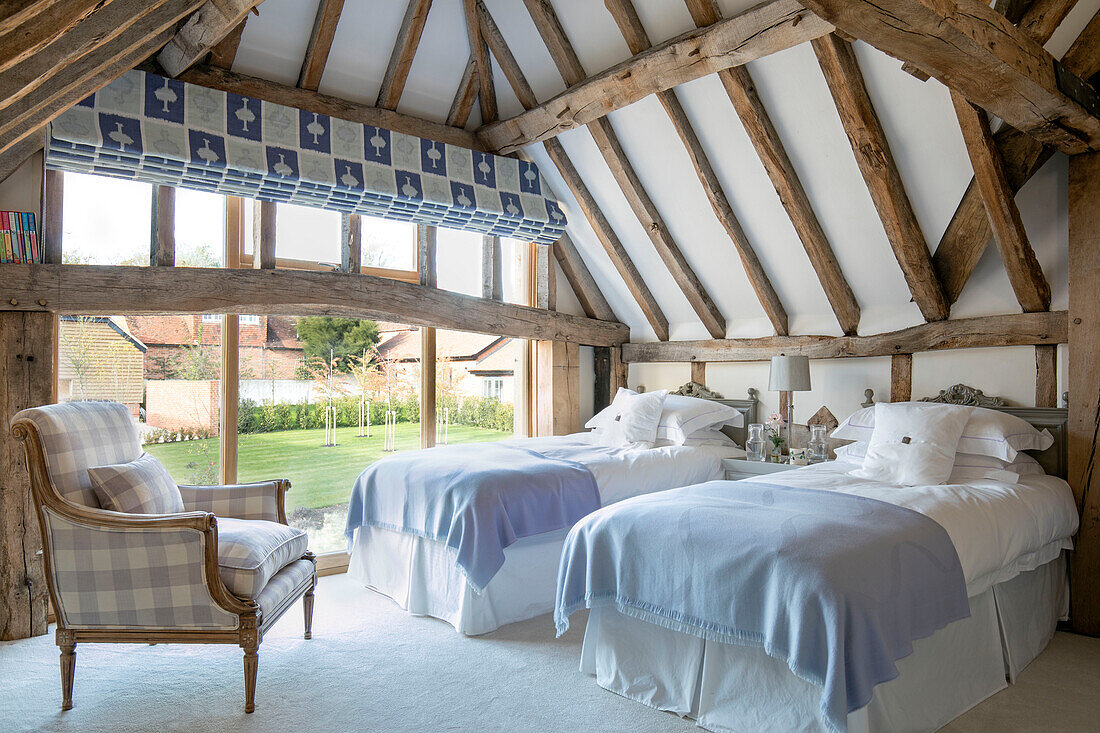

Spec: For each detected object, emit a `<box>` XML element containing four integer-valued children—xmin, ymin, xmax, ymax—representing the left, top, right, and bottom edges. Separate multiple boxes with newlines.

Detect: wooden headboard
<box><xmin>670</xmin><ymin>382</ymin><xmax>759</xmax><ymax>447</ymax></box>
<box><xmin>863</xmin><ymin>384</ymin><xmax>1069</xmax><ymax>479</ymax></box>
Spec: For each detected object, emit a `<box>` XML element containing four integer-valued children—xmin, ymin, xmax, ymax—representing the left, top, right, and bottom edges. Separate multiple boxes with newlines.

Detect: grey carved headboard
<box><xmin>862</xmin><ymin>384</ymin><xmax>1068</xmax><ymax>479</ymax></box>
<box><xmin>671</xmin><ymin>382</ymin><xmax>759</xmax><ymax>447</ymax></box>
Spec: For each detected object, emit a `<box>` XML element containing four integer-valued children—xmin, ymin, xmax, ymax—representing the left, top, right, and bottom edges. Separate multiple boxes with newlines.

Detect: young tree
<box><xmin>295</xmin><ymin>317</ymin><xmax>380</xmax><ymax>371</ymax></box>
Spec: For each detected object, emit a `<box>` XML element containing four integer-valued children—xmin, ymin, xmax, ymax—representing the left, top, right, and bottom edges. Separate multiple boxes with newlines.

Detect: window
<box><xmin>175</xmin><ymin>188</ymin><xmax>225</xmax><ymax>267</ymax></box>
<box><xmin>61</xmin><ymin>172</ymin><xmax>152</xmax><ymax>265</ymax></box>
<box><xmin>436</xmin><ymin>227</ymin><xmax>484</xmax><ymax>296</ymax></box>
<box><xmin>201</xmin><ymin>314</ymin><xmax>221</xmax><ymax>324</ymax></box>
<box><xmin>482</xmin><ymin>378</ymin><xmax>505</xmax><ymax>401</ymax></box>
<box><xmin>435</xmin><ymin>328</ymin><xmax>517</xmax><ymax>446</ymax></box>
<box><xmin>240</xmin><ymin>315</ymin><xmax>260</xmax><ymax>326</ymax></box>
<box><xmin>362</xmin><ymin>216</ymin><xmax>416</xmax><ymax>271</ymax></box>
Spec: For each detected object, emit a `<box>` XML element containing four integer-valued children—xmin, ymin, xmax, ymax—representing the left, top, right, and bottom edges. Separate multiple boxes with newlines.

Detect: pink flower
<box><xmin>768</xmin><ymin>412</ymin><xmax>785</xmax><ymax>426</ymax></box>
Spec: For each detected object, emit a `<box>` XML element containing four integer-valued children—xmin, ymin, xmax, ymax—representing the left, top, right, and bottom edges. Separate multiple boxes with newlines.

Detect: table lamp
<box><xmin>769</xmin><ymin>354</ymin><xmax>810</xmax><ymax>452</ymax></box>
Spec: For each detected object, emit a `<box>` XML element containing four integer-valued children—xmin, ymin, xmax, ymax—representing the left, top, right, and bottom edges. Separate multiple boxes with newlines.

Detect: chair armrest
<box><xmin>39</xmin><ymin>504</ymin><xmax>253</xmax><ymax>628</ymax></box>
<box><xmin>177</xmin><ymin>479</ymin><xmax>290</xmax><ymax>523</ymax></box>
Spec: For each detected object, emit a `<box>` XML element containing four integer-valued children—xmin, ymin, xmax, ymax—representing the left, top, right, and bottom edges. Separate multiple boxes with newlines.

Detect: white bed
<box><xmin>347</xmin><ymin>432</ymin><xmax>746</xmax><ymax>634</ymax></box>
<box><xmin>573</xmin><ymin>458</ymin><xmax>1079</xmax><ymax>732</ymax></box>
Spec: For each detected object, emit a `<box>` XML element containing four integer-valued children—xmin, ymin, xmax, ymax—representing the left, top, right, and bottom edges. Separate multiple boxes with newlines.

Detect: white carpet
<box><xmin>2</xmin><ymin>574</ymin><xmax>1098</xmax><ymax>732</ymax></box>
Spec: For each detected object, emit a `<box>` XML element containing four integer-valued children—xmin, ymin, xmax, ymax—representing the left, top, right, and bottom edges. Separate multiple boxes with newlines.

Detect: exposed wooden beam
<box><xmin>1035</xmin><ymin>343</ymin><xmax>1057</xmax><ymax>408</ymax></box>
<box><xmin>179</xmin><ymin>65</ymin><xmax>491</xmax><ymax>152</ymax></box>
<box><xmin>690</xmin><ymin>361</ymin><xmax>706</xmax><ymax>386</ymax></box>
<box><xmin>150</xmin><ymin>185</ymin><xmax>176</xmax><ymax>267</ymax></box>
<box><xmin>812</xmin><ymin>33</ymin><xmax>949</xmax><ymax>322</ymax></box>
<box><xmin>1062</xmin><ymin>11</ymin><xmax>1100</xmax><ymax>87</ymax></box>
<box><xmin>553</xmin><ymin>234</ymin><xmax>617</xmax><ymax>322</ymax></box>
<box><xmin>481</xmin><ymin>235</ymin><xmax>502</xmax><ymax>301</ymax></box>
<box><xmin>605</xmin><ymin>0</ymin><xmax>788</xmax><ymax>336</ymax></box>
<box><xmin>0</xmin><ymin>0</ymin><xmax>204</xmax><ymax>157</ymax></box>
<box><xmin>797</xmin><ymin>0</ymin><xmax>1100</xmax><ymax>155</ymax></box>
<box><xmin>0</xmin><ymin>265</ymin><xmax>630</xmax><ymax>346</ymax></box>
<box><xmin>930</xmin><ymin>2</ymin><xmax>1086</xmax><ymax>305</ymax></box>
<box><xmin>1068</xmin><ymin>150</ymin><xmax>1100</xmax><ymax>633</ymax></box>
<box><xmin>543</xmin><ymin>139</ymin><xmax>669</xmax><ymax>340</ymax></box>
<box><xmin>418</xmin><ymin>224</ymin><xmax>437</xmax><ymax>448</ymax></box>
<box><xmin>462</xmin><ymin>0</ymin><xmax>496</xmax><ymax>123</ymax></box>
<box><xmin>376</xmin><ymin>0</ymin><xmax>432</xmax><ymax>110</ymax></box>
<box><xmin>208</xmin><ymin>20</ymin><xmax>245</xmax><ymax>69</ymax></box>
<box><xmin>950</xmin><ymin>90</ymin><xmax>1050</xmax><ymax>312</ymax></box>
<box><xmin>0</xmin><ymin>127</ymin><xmax>43</xmax><ymax>185</ymax></box>
<box><xmin>0</xmin><ymin>0</ymin><xmax>104</xmax><ymax>75</ymax></box>
<box><xmin>42</xmin><ymin>168</ymin><xmax>64</xmax><ymax>265</ymax></box>
<box><xmin>340</xmin><ymin>212</ymin><xmax>361</xmax><ymax>274</ymax></box>
<box><xmin>622</xmin><ymin>311</ymin><xmax>1066</xmax><ymax>363</ymax></box>
<box><xmin>1017</xmin><ymin>0</ymin><xmax>1080</xmax><ymax>43</ymax></box>
<box><xmin>535</xmin><ymin>242</ymin><xmax>555</xmax><ymax>310</ymax></box>
<box><xmin>677</xmin><ymin>0</ymin><xmax>858</xmax><ymax>334</ymax></box>
<box><xmin>526</xmin><ymin>0</ymin><xmax>725</xmax><ymax>339</ymax></box>
<box><xmin>158</xmin><ymin>0</ymin><xmax>263</xmax><ymax>78</ymax></box>
<box><xmin>477</xmin><ymin>0</ymin><xmax>536</xmax><ymax>109</ymax></box>
<box><xmin>446</xmin><ymin>57</ymin><xmax>479</xmax><ymax>128</ymax></box>
<box><xmin>890</xmin><ymin>353</ymin><xmax>913</xmax><ymax>402</ymax></box>
<box><xmin>481</xmin><ymin>0</ymin><xmax>832</xmax><ymax>154</ymax></box>
<box><xmin>252</xmin><ymin>199</ymin><xmax>275</xmax><ymax>270</ymax></box>
<box><xmin>298</xmin><ymin>0</ymin><xmax>344</xmax><ymax>91</ymax></box>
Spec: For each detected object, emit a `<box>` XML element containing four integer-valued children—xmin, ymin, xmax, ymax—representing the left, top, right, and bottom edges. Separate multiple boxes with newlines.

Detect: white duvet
<box><xmin>503</xmin><ymin>432</ymin><xmax>745</xmax><ymax>505</ymax></box>
<box><xmin>745</xmin><ymin>460</ymin><xmax>1079</xmax><ymax>596</ymax></box>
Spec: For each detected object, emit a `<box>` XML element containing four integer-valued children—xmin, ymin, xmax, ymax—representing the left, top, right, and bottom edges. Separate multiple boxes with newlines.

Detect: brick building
<box><xmin>57</xmin><ymin>316</ymin><xmax>146</xmax><ymax>416</ymax></box>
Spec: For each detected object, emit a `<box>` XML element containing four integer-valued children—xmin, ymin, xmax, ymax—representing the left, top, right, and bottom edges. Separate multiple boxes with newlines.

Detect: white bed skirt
<box><xmin>347</xmin><ymin>526</ymin><xmax>568</xmax><ymax>635</ymax></box>
<box><xmin>578</xmin><ymin>554</ymin><xmax>1068</xmax><ymax>733</ymax></box>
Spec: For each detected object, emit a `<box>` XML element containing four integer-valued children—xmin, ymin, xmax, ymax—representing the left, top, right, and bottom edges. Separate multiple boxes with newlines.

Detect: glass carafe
<box><xmin>808</xmin><ymin>424</ymin><xmax>828</xmax><ymax>464</ymax></box>
<box><xmin>746</xmin><ymin>424</ymin><xmax>767</xmax><ymax>462</ymax></box>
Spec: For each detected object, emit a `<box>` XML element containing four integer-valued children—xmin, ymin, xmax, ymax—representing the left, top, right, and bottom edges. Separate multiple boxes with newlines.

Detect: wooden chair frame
<box><xmin>11</xmin><ymin>417</ymin><xmax>316</xmax><ymax>714</ymax></box>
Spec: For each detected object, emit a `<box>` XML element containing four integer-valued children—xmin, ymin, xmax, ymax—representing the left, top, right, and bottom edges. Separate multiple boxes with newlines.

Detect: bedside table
<box><xmin>723</xmin><ymin>458</ymin><xmax>808</xmax><ymax>481</ymax></box>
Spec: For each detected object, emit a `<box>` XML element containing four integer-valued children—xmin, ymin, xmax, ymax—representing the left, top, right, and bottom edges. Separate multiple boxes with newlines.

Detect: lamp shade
<box><xmin>769</xmin><ymin>355</ymin><xmax>810</xmax><ymax>392</ymax></box>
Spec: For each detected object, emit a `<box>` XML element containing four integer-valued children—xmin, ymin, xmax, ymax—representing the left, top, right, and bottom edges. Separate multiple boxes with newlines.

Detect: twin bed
<box><xmin>341</xmin><ymin>384</ymin><xmax>1079</xmax><ymax>732</ymax></box>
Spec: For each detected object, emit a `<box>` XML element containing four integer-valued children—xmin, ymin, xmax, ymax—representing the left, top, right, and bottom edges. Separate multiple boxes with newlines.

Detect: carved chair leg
<box><xmin>59</xmin><ymin>641</ymin><xmax>76</xmax><ymax>711</ymax></box>
<box><xmin>303</xmin><ymin>585</ymin><xmax>315</xmax><ymax>640</ymax></box>
<box><xmin>243</xmin><ymin>647</ymin><xmax>259</xmax><ymax>714</ymax></box>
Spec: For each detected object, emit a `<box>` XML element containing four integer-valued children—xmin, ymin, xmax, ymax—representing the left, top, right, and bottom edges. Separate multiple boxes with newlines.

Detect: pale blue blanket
<box><xmin>345</xmin><ymin>443</ymin><xmax>599</xmax><ymax>591</ymax></box>
<box><xmin>555</xmin><ymin>482</ymin><xmax>970</xmax><ymax>733</ymax></box>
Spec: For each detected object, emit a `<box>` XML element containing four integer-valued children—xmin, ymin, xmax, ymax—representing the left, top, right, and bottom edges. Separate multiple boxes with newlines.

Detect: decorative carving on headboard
<box><xmin>807</xmin><ymin>406</ymin><xmax>839</xmax><ymax>433</ymax></box>
<box><xmin>921</xmin><ymin>384</ymin><xmax>1006</xmax><ymax>407</ymax></box>
<box><xmin>673</xmin><ymin>381</ymin><xmax>724</xmax><ymax>399</ymax></box>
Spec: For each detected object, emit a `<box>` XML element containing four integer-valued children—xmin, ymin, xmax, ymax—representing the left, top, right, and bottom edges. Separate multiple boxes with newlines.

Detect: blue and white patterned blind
<box><xmin>46</xmin><ymin>70</ymin><xmax>567</xmax><ymax>245</ymax></box>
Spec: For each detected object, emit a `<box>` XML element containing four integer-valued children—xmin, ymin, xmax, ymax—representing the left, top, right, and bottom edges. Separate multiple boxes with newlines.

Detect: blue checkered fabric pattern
<box><xmin>178</xmin><ymin>481</ymin><xmax>282</xmax><ymax>522</ymax></box>
<box><xmin>47</xmin><ymin>70</ymin><xmax>568</xmax><ymax>244</ymax></box>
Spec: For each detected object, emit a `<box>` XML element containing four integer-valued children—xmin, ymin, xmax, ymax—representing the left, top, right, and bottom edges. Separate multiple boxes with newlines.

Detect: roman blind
<box><xmin>46</xmin><ymin>70</ymin><xmax>567</xmax><ymax>245</ymax></box>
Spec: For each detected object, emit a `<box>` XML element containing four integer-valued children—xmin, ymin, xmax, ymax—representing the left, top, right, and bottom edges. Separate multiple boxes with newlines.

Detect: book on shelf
<box><xmin>0</xmin><ymin>210</ymin><xmax>39</xmax><ymax>263</ymax></box>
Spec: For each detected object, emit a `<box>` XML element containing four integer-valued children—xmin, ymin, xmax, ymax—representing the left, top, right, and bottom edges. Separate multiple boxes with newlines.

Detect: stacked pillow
<box><xmin>834</xmin><ymin>402</ymin><xmax>1052</xmax><ymax>486</ymax></box>
<box><xmin>587</xmin><ymin>388</ymin><xmax>744</xmax><ymax>449</ymax></box>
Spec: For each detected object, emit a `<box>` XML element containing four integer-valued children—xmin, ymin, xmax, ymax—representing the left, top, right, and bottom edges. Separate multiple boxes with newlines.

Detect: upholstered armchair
<box><xmin>10</xmin><ymin>402</ymin><xmax>316</xmax><ymax>713</ymax></box>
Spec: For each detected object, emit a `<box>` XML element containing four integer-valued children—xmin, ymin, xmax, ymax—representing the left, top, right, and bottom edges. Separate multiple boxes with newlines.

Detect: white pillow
<box><xmin>588</xmin><ymin>389</ymin><xmax>744</xmax><ymax>446</ymax></box>
<box><xmin>655</xmin><ymin>429</ymin><xmax>739</xmax><ymax>448</ymax></box>
<box><xmin>595</xmin><ymin>389</ymin><xmax>667</xmax><ymax>448</ymax></box>
<box><xmin>850</xmin><ymin>402</ymin><xmax>973</xmax><ymax>486</ymax></box>
<box><xmin>834</xmin><ymin>442</ymin><xmax>1043</xmax><ymax>484</ymax></box>
<box><xmin>833</xmin><ymin>403</ymin><xmax>1053</xmax><ymax>461</ymax></box>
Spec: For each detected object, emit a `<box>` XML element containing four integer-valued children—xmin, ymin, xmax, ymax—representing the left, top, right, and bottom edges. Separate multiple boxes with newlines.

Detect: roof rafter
<box><xmin>462</xmin><ymin>0</ymin><xmax>496</xmax><ymax>124</ymax></box>
<box><xmin>446</xmin><ymin>56</ymin><xmax>479</xmax><ymax>128</ymax></box>
<box><xmin>933</xmin><ymin>7</ymin><xmax>1098</xmax><ymax>304</ymax></box>
<box><xmin>158</xmin><ymin>0</ymin><xmax>263</xmax><ymax>78</ymax></box>
<box><xmin>812</xmin><ymin>32</ymin><xmax>949</xmax><ymax>322</ymax></box>
<box><xmin>605</xmin><ymin>0</ymin><xmax>790</xmax><ymax>335</ymax></box>
<box><xmin>376</xmin><ymin>0</ymin><xmax>432</xmax><ymax>110</ymax></box>
<box><xmin>524</xmin><ymin>0</ymin><xmax>726</xmax><ymax>339</ymax></box>
<box><xmin>480</xmin><ymin>0</ymin><xmax>833</xmax><ymax>154</ymax></box>
<box><xmin>797</xmin><ymin>0</ymin><xmax>1100</xmax><ymax>155</ymax></box>
<box><xmin>298</xmin><ymin>0</ymin><xmax>344</xmax><ymax>92</ymax></box>
<box><xmin>680</xmin><ymin>0</ymin><xmax>860</xmax><ymax>335</ymax></box>
<box><xmin>208</xmin><ymin>20</ymin><xmax>246</xmax><ymax>69</ymax></box>
<box><xmin>0</xmin><ymin>0</ymin><xmax>205</xmax><ymax>157</ymax></box>
<box><xmin>0</xmin><ymin>0</ymin><xmax>105</xmax><ymax>75</ymax></box>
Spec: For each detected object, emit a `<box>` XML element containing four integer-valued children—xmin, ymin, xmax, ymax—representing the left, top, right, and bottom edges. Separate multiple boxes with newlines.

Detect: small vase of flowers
<box><xmin>765</xmin><ymin>413</ymin><xmax>786</xmax><ymax>462</ymax></box>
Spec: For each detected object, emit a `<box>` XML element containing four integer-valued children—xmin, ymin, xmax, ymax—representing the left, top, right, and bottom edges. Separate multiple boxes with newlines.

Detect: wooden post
<box><xmin>252</xmin><ymin>199</ymin><xmax>276</xmax><ymax>270</ymax></box>
<box><xmin>0</xmin><ymin>311</ymin><xmax>56</xmax><ymax>639</ymax></box>
<box><xmin>1069</xmin><ymin>151</ymin><xmax>1100</xmax><ymax>635</ymax></box>
<box><xmin>42</xmin><ymin>169</ymin><xmax>63</xmax><ymax>264</ymax></box>
<box><xmin>594</xmin><ymin>346</ymin><xmax>611</xmax><ymax>413</ymax></box>
<box><xmin>340</xmin><ymin>213</ymin><xmax>361</xmax><ymax>274</ymax></box>
<box><xmin>609</xmin><ymin>346</ymin><xmax>627</xmax><ymax>394</ymax></box>
<box><xmin>481</xmin><ymin>235</ymin><xmax>502</xmax><ymax>300</ymax></box>
<box><xmin>690</xmin><ymin>361</ymin><xmax>706</xmax><ymax>386</ymax></box>
<box><xmin>1035</xmin><ymin>344</ymin><xmax>1057</xmax><ymax>408</ymax></box>
<box><xmin>536</xmin><ymin>340</ymin><xmax>579</xmax><ymax>436</ymax></box>
<box><xmin>419</xmin><ymin>225</ymin><xmax>437</xmax><ymax>449</ymax></box>
<box><xmin>220</xmin><ymin>198</ymin><xmax>242</xmax><ymax>485</ymax></box>
<box><xmin>535</xmin><ymin>242</ymin><xmax>554</xmax><ymax>311</ymax></box>
<box><xmin>150</xmin><ymin>185</ymin><xmax>176</xmax><ymax>267</ymax></box>
<box><xmin>890</xmin><ymin>354</ymin><xmax>913</xmax><ymax>403</ymax></box>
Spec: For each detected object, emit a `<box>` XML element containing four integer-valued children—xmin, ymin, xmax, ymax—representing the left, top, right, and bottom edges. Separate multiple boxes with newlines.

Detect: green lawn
<box><xmin>145</xmin><ymin>423</ymin><xmax>510</xmax><ymax>512</ymax></box>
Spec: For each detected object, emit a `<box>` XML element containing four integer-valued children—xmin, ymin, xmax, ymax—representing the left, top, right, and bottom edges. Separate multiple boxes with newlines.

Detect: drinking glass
<box><xmin>746</xmin><ymin>424</ymin><xmax>767</xmax><ymax>462</ymax></box>
<box><xmin>808</xmin><ymin>423</ymin><xmax>829</xmax><ymax>464</ymax></box>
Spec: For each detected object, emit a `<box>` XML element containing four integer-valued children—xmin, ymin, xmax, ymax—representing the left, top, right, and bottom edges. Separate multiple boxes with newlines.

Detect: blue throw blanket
<box><xmin>345</xmin><ymin>443</ymin><xmax>599</xmax><ymax>591</ymax></box>
<box><xmin>555</xmin><ymin>482</ymin><xmax>970</xmax><ymax>733</ymax></box>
